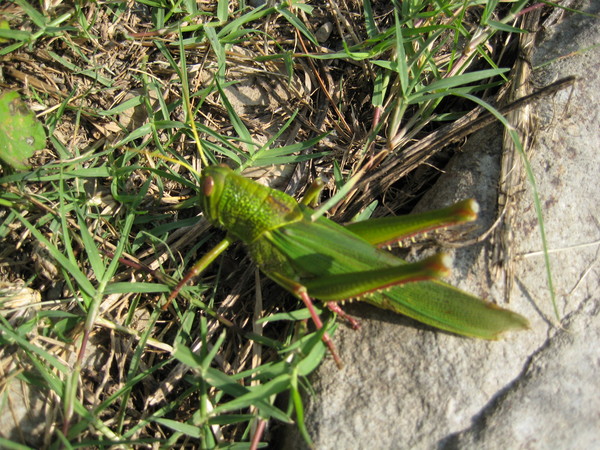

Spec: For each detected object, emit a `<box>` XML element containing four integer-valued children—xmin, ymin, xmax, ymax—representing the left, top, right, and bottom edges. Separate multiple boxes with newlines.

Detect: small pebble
<box><xmin>315</xmin><ymin>22</ymin><xmax>333</xmax><ymax>43</ymax></box>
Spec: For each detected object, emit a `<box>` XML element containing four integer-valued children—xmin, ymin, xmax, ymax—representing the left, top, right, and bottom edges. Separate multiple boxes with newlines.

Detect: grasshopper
<box><xmin>166</xmin><ymin>163</ymin><xmax>529</xmax><ymax>368</ymax></box>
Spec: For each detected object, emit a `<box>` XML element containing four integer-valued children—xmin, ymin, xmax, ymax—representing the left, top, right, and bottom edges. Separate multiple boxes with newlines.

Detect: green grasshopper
<box><xmin>166</xmin><ymin>163</ymin><xmax>529</xmax><ymax>368</ymax></box>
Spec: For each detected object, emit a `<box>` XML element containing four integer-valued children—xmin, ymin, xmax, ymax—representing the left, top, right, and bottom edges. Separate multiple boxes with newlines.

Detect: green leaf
<box><xmin>0</xmin><ymin>19</ymin><xmax>30</xmax><ymax>42</ymax></box>
<box><xmin>0</xmin><ymin>91</ymin><xmax>45</xmax><ymax>170</ymax></box>
<box><xmin>153</xmin><ymin>418</ymin><xmax>202</xmax><ymax>438</ymax></box>
<box><xmin>487</xmin><ymin>20</ymin><xmax>525</xmax><ymax>34</ymax></box>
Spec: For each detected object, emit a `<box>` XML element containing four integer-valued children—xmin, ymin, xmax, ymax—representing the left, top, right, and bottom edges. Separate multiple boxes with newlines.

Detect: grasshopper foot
<box><xmin>326</xmin><ymin>302</ymin><xmax>361</xmax><ymax>330</ymax></box>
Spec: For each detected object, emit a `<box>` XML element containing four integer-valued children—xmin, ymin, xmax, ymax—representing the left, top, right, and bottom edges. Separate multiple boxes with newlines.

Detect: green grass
<box><xmin>0</xmin><ymin>0</ymin><xmax>558</xmax><ymax>447</ymax></box>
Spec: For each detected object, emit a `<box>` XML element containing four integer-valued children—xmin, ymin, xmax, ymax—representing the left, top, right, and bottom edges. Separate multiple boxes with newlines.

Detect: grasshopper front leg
<box><xmin>164</xmin><ymin>235</ymin><xmax>234</xmax><ymax>310</ymax></box>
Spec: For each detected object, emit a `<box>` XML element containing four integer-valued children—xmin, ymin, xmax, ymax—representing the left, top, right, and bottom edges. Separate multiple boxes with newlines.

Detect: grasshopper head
<box><xmin>198</xmin><ymin>164</ymin><xmax>302</xmax><ymax>242</ymax></box>
<box><xmin>199</xmin><ymin>165</ymin><xmax>231</xmax><ymax>225</ymax></box>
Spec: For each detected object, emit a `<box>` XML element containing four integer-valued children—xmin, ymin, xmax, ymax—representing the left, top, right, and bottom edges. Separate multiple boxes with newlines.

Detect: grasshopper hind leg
<box><xmin>270</xmin><ymin>271</ymin><xmax>344</xmax><ymax>368</ymax></box>
<box><xmin>296</xmin><ymin>290</ymin><xmax>344</xmax><ymax>369</ymax></box>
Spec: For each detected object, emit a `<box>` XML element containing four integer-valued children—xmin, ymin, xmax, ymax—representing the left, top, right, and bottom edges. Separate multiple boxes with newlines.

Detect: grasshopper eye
<box><xmin>202</xmin><ymin>176</ymin><xmax>214</xmax><ymax>196</ymax></box>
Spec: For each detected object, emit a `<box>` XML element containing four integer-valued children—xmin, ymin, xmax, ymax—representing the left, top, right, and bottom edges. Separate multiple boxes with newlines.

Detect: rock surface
<box><xmin>286</xmin><ymin>2</ymin><xmax>600</xmax><ymax>448</ymax></box>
